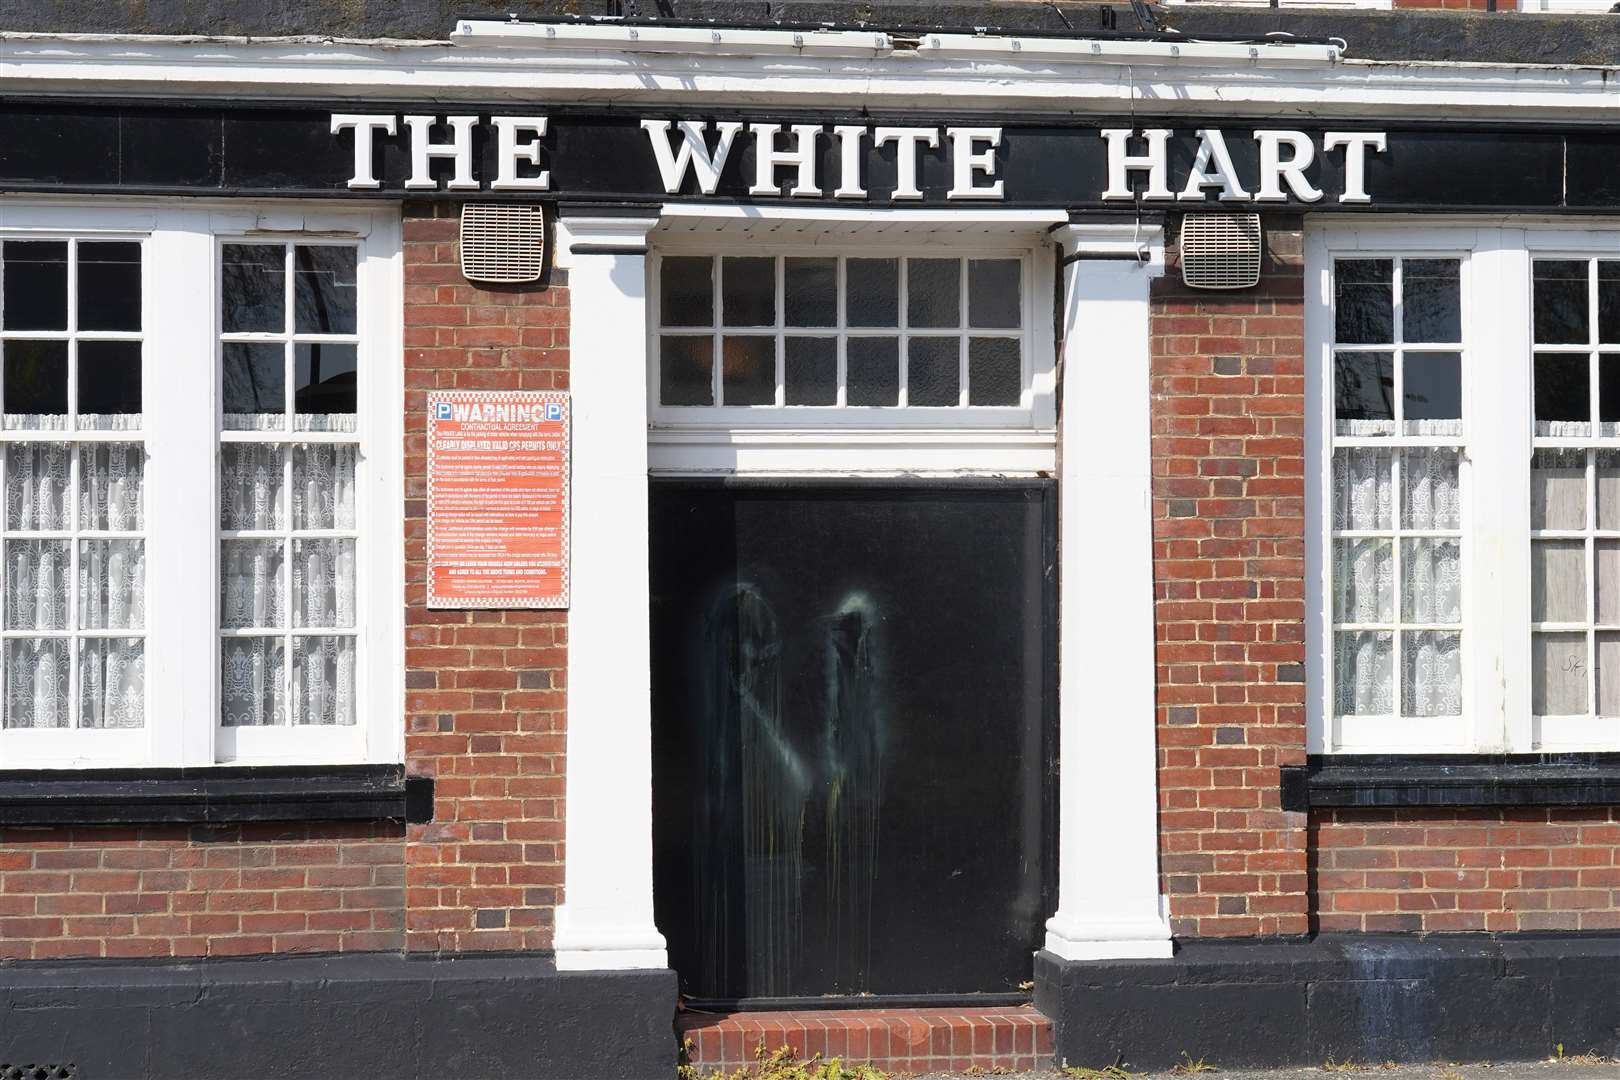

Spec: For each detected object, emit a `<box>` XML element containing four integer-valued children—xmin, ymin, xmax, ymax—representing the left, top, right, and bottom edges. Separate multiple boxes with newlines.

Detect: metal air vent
<box><xmin>459</xmin><ymin>204</ymin><xmax>546</xmax><ymax>285</ymax></box>
<box><xmin>1179</xmin><ymin>212</ymin><xmax>1263</xmax><ymax>290</ymax></box>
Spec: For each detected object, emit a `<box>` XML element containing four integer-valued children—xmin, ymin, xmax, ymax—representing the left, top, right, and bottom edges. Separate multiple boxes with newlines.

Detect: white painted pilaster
<box><xmin>1044</xmin><ymin>223</ymin><xmax>1174</xmax><ymax>962</ymax></box>
<box><xmin>553</xmin><ymin>211</ymin><xmax>669</xmax><ymax>971</ymax></box>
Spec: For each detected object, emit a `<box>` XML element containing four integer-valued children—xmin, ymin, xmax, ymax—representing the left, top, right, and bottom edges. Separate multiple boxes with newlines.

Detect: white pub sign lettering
<box><xmin>330</xmin><ymin>114</ymin><xmax>1389</xmax><ymax>204</ymax></box>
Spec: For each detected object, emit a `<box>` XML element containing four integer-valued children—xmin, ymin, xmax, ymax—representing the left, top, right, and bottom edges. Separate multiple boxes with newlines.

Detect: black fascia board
<box><xmin>1281</xmin><ymin>753</ymin><xmax>1620</xmax><ymax>812</ymax></box>
<box><xmin>0</xmin><ymin>764</ymin><xmax>432</xmax><ymax>826</ymax></box>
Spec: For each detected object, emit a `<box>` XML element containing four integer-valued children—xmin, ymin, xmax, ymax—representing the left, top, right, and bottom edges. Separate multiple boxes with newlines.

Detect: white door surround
<box><xmin>554</xmin><ymin>209</ymin><xmax>1172</xmax><ymax>972</ymax></box>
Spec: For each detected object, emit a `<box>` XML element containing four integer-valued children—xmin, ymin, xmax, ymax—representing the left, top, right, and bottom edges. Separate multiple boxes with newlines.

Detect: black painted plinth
<box><xmin>1034</xmin><ymin>934</ymin><xmax>1620</xmax><ymax>1072</ymax></box>
<box><xmin>0</xmin><ymin>952</ymin><xmax>678</xmax><ymax>1080</ymax></box>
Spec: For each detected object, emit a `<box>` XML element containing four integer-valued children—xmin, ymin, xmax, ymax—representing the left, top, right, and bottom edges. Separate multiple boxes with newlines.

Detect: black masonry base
<box><xmin>0</xmin><ymin>951</ymin><xmax>678</xmax><ymax>1080</ymax></box>
<box><xmin>1035</xmin><ymin>934</ymin><xmax>1620</xmax><ymax>1072</ymax></box>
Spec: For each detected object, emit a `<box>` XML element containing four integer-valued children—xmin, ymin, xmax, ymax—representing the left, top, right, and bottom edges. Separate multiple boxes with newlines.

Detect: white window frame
<box><xmin>644</xmin><ymin>228</ymin><xmax>1057</xmax><ymax>477</ymax></box>
<box><xmin>1308</xmin><ymin>219</ymin><xmax>1620</xmax><ymax>755</ymax></box>
<box><xmin>1517</xmin><ymin>0</ymin><xmax>1613</xmax><ymax>11</ymax></box>
<box><xmin>0</xmin><ymin>199</ymin><xmax>403</xmax><ymax>769</ymax></box>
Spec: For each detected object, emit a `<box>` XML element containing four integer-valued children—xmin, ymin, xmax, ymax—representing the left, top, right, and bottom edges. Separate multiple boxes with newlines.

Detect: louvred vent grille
<box><xmin>459</xmin><ymin>204</ymin><xmax>546</xmax><ymax>285</ymax></box>
<box><xmin>1179</xmin><ymin>212</ymin><xmax>1263</xmax><ymax>290</ymax></box>
<box><xmin>0</xmin><ymin>1065</ymin><xmax>77</xmax><ymax>1080</ymax></box>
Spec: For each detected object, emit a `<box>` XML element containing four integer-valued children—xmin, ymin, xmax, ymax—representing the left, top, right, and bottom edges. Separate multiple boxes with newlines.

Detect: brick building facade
<box><xmin>2</xmin><ymin>2</ymin><xmax>1620</xmax><ymax>1078</ymax></box>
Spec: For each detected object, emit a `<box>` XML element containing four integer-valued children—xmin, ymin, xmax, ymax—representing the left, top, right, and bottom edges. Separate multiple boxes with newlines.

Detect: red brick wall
<box><xmin>401</xmin><ymin>202</ymin><xmax>569</xmax><ymax>953</ymax></box>
<box><xmin>1313</xmin><ymin>808</ymin><xmax>1620</xmax><ymax>932</ymax></box>
<box><xmin>0</xmin><ymin>203</ymin><xmax>570</xmax><ymax>964</ymax></box>
<box><xmin>1150</xmin><ymin>227</ymin><xmax>1310</xmax><ymax>938</ymax></box>
<box><xmin>0</xmin><ymin>823</ymin><xmax>402</xmax><ymax>960</ymax></box>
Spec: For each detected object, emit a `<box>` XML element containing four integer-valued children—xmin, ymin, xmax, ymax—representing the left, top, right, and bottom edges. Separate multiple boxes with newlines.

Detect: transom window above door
<box><xmin>650</xmin><ymin>251</ymin><xmax>1047</xmax><ymax>427</ymax></box>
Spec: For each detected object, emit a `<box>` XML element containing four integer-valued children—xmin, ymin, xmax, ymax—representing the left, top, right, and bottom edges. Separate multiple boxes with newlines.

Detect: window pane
<box><xmin>846</xmin><ymin>258</ymin><xmax>899</xmax><ymax>327</ymax></box>
<box><xmin>294</xmin><ymin>343</ymin><xmax>357</xmax><ymax>432</ymax></box>
<box><xmin>847</xmin><ymin>337</ymin><xmax>899</xmax><ymax>406</ymax></box>
<box><xmin>1533</xmin><ymin>260</ymin><xmax>1589</xmax><ymax>345</ymax></box>
<box><xmin>1334</xmin><ymin>630</ymin><xmax>1393</xmax><ymax>716</ymax></box>
<box><xmin>1534</xmin><ymin>353</ymin><xmax>1588</xmax><ymax>431</ymax></box>
<box><xmin>660</xmin><ymin>256</ymin><xmax>713</xmax><ymax>327</ymax></box>
<box><xmin>1401</xmin><ymin>259</ymin><xmax>1460</xmax><ymax>344</ymax></box>
<box><xmin>223</xmin><ymin>342</ymin><xmax>286</xmax><ymax>430</ymax></box>
<box><xmin>222</xmin><ymin>244</ymin><xmax>286</xmax><ymax>333</ymax></box>
<box><xmin>784</xmin><ymin>258</ymin><xmax>836</xmax><ymax>328</ymax></box>
<box><xmin>1402</xmin><ymin>352</ymin><xmax>1461</xmax><ymax>425</ymax></box>
<box><xmin>79</xmin><ymin>539</ymin><xmax>145</xmax><ymax>631</ymax></box>
<box><xmin>907</xmin><ymin>337</ymin><xmax>959</xmax><ymax>406</ymax></box>
<box><xmin>77</xmin><ymin>241</ymin><xmax>142</xmax><ymax>332</ymax></box>
<box><xmin>1334</xmin><ymin>259</ymin><xmax>1393</xmax><ymax>345</ymax></box>
<box><xmin>1601</xmin><ymin>356</ymin><xmax>1620</xmax><ymax>427</ymax></box>
<box><xmin>1334</xmin><ymin>351</ymin><xmax>1394</xmax><ymax>425</ymax></box>
<box><xmin>659</xmin><ymin>336</ymin><xmax>712</xmax><ymax>406</ymax></box>
<box><xmin>1532</xmin><ymin>539</ymin><xmax>1586</xmax><ymax>623</ymax></box>
<box><xmin>293</xmin><ymin>246</ymin><xmax>357</xmax><ymax>335</ymax></box>
<box><xmin>1401</xmin><ymin>538</ymin><xmax>1461</xmax><ymax>624</ymax></box>
<box><xmin>968</xmin><ymin>337</ymin><xmax>1020</xmax><ymax>406</ymax></box>
<box><xmin>783</xmin><ymin>337</ymin><xmax>836</xmax><ymax>405</ymax></box>
<box><xmin>1599</xmin><ymin>450</ymin><xmax>1620</xmax><ymax>531</ymax></box>
<box><xmin>1533</xmin><ymin>632</ymin><xmax>1588</xmax><ymax>715</ymax></box>
<box><xmin>3</xmin><ymin>340</ymin><xmax>68</xmax><ymax>430</ymax></box>
<box><xmin>78</xmin><ymin>340</ymin><xmax>142</xmax><ymax>427</ymax></box>
<box><xmin>1598</xmin><ymin>540</ymin><xmax>1620</xmax><ymax>626</ymax></box>
<box><xmin>720</xmin><ymin>336</ymin><xmax>774</xmax><ymax>406</ymax></box>
<box><xmin>1402</xmin><ymin>631</ymin><xmax>1461</xmax><ymax>717</ymax></box>
<box><xmin>1600</xmin><ymin>261</ymin><xmax>1620</xmax><ymax>345</ymax></box>
<box><xmin>1333</xmin><ymin>539</ymin><xmax>1392</xmax><ymax>623</ymax></box>
<box><xmin>221</xmin><ymin>539</ymin><xmax>286</xmax><ymax>629</ymax></box>
<box><xmin>1598</xmin><ymin>632</ymin><xmax>1620</xmax><ymax>715</ymax></box>
<box><xmin>79</xmin><ymin>638</ymin><xmax>144</xmax><ymax>729</ymax></box>
<box><xmin>6</xmin><ymin>444</ymin><xmax>71</xmax><ymax>531</ymax></box>
<box><xmin>79</xmin><ymin>443</ymin><xmax>144</xmax><ymax>532</ymax></box>
<box><xmin>1</xmin><ymin>241</ymin><xmax>67</xmax><ymax>331</ymax></box>
<box><xmin>1532</xmin><ymin>448</ymin><xmax>1587</xmax><ymax>531</ymax></box>
<box><xmin>292</xmin><ymin>444</ymin><xmax>357</xmax><ymax>530</ymax></box>
<box><xmin>222</xmin><ymin>637</ymin><xmax>285</xmax><ymax>727</ymax></box>
<box><xmin>1401</xmin><ymin>448</ymin><xmax>1460</xmax><ymax>531</ymax></box>
<box><xmin>907</xmin><ymin>258</ymin><xmax>960</xmax><ymax>329</ymax></box>
<box><xmin>220</xmin><ymin>444</ymin><xmax>285</xmax><ymax>531</ymax></box>
<box><xmin>6</xmin><ymin>540</ymin><xmax>69</xmax><ymax>630</ymax></box>
<box><xmin>5</xmin><ymin>638</ymin><xmax>70</xmax><ymax>729</ymax></box>
<box><xmin>968</xmin><ymin>260</ymin><xmax>1021</xmax><ymax>329</ymax></box>
<box><xmin>722</xmin><ymin>257</ymin><xmax>775</xmax><ymax>327</ymax></box>
<box><xmin>292</xmin><ymin>538</ymin><xmax>356</xmax><ymax>628</ymax></box>
<box><xmin>291</xmin><ymin>636</ymin><xmax>355</xmax><ymax>726</ymax></box>
<box><xmin>1332</xmin><ymin>448</ymin><xmax>1392</xmax><ymax>531</ymax></box>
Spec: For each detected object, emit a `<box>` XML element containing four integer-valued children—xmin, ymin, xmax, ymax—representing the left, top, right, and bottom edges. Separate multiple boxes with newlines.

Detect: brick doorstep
<box><xmin>678</xmin><ymin>1005</ymin><xmax>1054</xmax><ymax>1076</ymax></box>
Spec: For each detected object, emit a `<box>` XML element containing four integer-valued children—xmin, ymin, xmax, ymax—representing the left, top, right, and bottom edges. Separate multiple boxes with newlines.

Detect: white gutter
<box><xmin>449</xmin><ymin>19</ymin><xmax>895</xmax><ymax>59</ymax></box>
<box><xmin>0</xmin><ymin>33</ymin><xmax>1615</xmax><ymax>121</ymax></box>
<box><xmin>917</xmin><ymin>31</ymin><xmax>1340</xmax><ymax>67</ymax></box>
<box><xmin>449</xmin><ymin>17</ymin><xmax>1341</xmax><ymax>68</ymax></box>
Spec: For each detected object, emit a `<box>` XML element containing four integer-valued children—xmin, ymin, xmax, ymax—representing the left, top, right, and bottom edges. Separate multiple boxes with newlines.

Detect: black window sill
<box><xmin>1281</xmin><ymin>753</ymin><xmax>1620</xmax><ymax>812</ymax></box>
<box><xmin>0</xmin><ymin>764</ymin><xmax>433</xmax><ymax>826</ymax></box>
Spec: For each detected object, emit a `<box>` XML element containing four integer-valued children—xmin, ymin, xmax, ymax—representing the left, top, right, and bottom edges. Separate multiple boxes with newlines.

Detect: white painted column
<box><xmin>553</xmin><ymin>211</ymin><xmax>668</xmax><ymax>971</ymax></box>
<box><xmin>1044</xmin><ymin>223</ymin><xmax>1174</xmax><ymax>962</ymax></box>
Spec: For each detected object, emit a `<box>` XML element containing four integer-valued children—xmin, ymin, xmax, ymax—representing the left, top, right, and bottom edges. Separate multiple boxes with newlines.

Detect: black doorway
<box><xmin>650</xmin><ymin>479</ymin><xmax>1057</xmax><ymax>1003</ymax></box>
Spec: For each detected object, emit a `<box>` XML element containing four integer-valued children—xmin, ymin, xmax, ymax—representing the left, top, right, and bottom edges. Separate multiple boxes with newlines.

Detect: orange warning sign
<box><xmin>426</xmin><ymin>390</ymin><xmax>569</xmax><ymax>609</ymax></box>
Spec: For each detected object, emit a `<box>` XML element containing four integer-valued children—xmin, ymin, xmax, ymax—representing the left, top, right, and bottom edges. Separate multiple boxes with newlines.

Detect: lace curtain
<box><xmin>1332</xmin><ymin>429</ymin><xmax>1462</xmax><ymax>718</ymax></box>
<box><xmin>3</xmin><ymin>443</ymin><xmax>145</xmax><ymax>729</ymax></box>
<box><xmin>1530</xmin><ymin>448</ymin><xmax>1620</xmax><ymax>717</ymax></box>
<box><xmin>220</xmin><ymin>441</ymin><xmax>357</xmax><ymax>727</ymax></box>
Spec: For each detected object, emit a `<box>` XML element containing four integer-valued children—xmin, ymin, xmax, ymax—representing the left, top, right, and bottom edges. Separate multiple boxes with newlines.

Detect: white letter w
<box><xmin>641</xmin><ymin>120</ymin><xmax>745</xmax><ymax>195</ymax></box>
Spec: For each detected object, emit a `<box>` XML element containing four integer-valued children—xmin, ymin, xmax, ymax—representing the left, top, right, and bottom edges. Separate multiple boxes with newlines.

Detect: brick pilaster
<box><xmin>402</xmin><ymin>203</ymin><xmax>569</xmax><ymax>952</ymax></box>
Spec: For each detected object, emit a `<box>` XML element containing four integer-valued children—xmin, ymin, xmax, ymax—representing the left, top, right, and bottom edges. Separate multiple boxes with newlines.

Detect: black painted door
<box><xmin>650</xmin><ymin>480</ymin><xmax>1056</xmax><ymax>1002</ymax></box>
